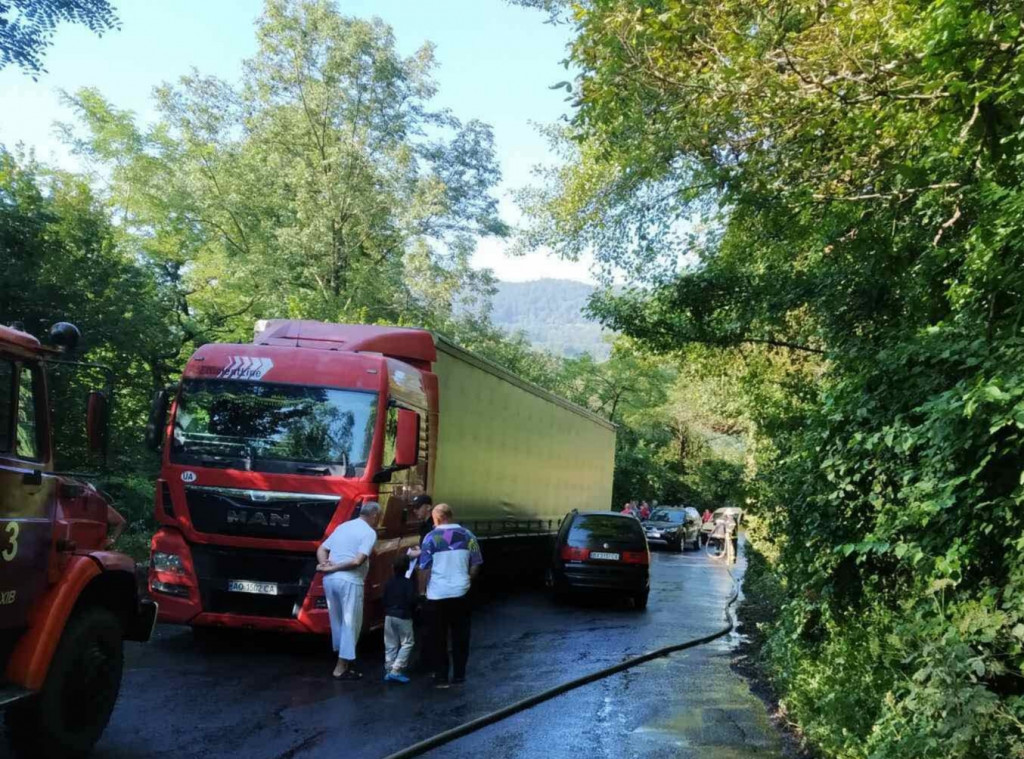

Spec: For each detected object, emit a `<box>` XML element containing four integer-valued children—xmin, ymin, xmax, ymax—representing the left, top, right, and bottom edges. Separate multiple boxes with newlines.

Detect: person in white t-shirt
<box><xmin>316</xmin><ymin>501</ymin><xmax>381</xmax><ymax>680</ymax></box>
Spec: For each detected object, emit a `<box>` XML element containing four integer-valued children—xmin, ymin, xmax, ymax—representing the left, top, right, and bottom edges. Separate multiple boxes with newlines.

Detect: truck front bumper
<box><xmin>148</xmin><ymin>528</ymin><xmax>330</xmax><ymax>634</ymax></box>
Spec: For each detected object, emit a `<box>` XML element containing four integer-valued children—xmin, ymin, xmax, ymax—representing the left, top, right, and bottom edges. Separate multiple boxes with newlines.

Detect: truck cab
<box><xmin>0</xmin><ymin>323</ymin><xmax>156</xmax><ymax>758</ymax></box>
<box><xmin>147</xmin><ymin>321</ymin><xmax>433</xmax><ymax>635</ymax></box>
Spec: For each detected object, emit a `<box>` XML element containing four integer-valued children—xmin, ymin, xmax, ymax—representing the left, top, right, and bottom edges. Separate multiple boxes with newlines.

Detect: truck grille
<box><xmin>185</xmin><ymin>485</ymin><xmax>339</xmax><ymax>541</ymax></box>
<box><xmin>190</xmin><ymin>544</ymin><xmax>317</xmax><ymax>619</ymax></box>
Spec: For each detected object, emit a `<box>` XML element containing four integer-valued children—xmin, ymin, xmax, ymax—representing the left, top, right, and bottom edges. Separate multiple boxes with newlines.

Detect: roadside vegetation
<box><xmin>514</xmin><ymin>0</ymin><xmax>1024</xmax><ymax>755</ymax></box>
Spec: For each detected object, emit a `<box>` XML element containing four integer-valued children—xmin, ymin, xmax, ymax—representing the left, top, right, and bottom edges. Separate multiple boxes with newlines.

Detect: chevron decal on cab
<box><xmin>218</xmin><ymin>356</ymin><xmax>274</xmax><ymax>380</ymax></box>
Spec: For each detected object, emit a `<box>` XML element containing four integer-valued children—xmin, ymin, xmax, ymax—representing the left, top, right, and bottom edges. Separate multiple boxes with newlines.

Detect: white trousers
<box><xmin>384</xmin><ymin>616</ymin><xmax>415</xmax><ymax>674</ymax></box>
<box><xmin>323</xmin><ymin>575</ymin><xmax>364</xmax><ymax>661</ymax></box>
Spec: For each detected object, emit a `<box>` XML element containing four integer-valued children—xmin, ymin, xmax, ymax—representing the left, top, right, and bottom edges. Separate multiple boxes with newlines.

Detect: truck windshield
<box><xmin>170</xmin><ymin>379</ymin><xmax>377</xmax><ymax>477</ymax></box>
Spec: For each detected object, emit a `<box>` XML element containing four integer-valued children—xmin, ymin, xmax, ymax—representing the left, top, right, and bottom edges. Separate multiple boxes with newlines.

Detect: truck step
<box><xmin>0</xmin><ymin>685</ymin><xmax>32</xmax><ymax>708</ymax></box>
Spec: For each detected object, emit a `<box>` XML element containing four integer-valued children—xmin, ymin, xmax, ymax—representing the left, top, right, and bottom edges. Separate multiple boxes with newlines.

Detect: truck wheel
<box><xmin>6</xmin><ymin>607</ymin><xmax>124</xmax><ymax>759</ymax></box>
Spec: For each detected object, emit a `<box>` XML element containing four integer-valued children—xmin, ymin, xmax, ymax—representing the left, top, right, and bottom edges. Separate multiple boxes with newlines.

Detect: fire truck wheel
<box><xmin>6</xmin><ymin>607</ymin><xmax>124</xmax><ymax>759</ymax></box>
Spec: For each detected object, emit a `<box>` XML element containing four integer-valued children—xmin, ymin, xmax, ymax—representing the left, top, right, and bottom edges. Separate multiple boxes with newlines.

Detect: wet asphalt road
<box><xmin>16</xmin><ymin>539</ymin><xmax>783</xmax><ymax>759</ymax></box>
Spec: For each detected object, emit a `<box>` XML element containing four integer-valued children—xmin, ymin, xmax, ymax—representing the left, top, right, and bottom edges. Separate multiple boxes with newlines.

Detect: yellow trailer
<box><xmin>431</xmin><ymin>335</ymin><xmax>616</xmax><ymax>547</ymax></box>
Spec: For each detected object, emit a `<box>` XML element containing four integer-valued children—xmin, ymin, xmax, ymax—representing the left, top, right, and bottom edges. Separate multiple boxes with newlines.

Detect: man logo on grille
<box><xmin>226</xmin><ymin>510</ymin><xmax>290</xmax><ymax>528</ymax></box>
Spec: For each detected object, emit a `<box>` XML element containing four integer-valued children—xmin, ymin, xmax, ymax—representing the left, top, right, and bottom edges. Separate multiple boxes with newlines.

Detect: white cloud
<box><xmin>472</xmin><ymin>236</ymin><xmax>596</xmax><ymax>284</ymax></box>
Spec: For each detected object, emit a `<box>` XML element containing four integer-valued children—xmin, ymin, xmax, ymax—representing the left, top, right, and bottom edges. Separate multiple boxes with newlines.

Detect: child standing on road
<box><xmin>382</xmin><ymin>554</ymin><xmax>417</xmax><ymax>683</ymax></box>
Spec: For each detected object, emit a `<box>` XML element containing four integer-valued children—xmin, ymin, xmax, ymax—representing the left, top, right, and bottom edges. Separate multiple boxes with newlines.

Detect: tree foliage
<box><xmin>515</xmin><ymin>0</ymin><xmax>1024</xmax><ymax>755</ymax></box>
<box><xmin>0</xmin><ymin>148</ymin><xmax>172</xmax><ymax>545</ymax></box>
<box><xmin>62</xmin><ymin>0</ymin><xmax>506</xmax><ymax>370</ymax></box>
<box><xmin>0</xmin><ymin>0</ymin><xmax>119</xmax><ymax>76</ymax></box>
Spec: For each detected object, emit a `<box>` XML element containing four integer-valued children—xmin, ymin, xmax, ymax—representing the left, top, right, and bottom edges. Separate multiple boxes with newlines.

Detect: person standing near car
<box><xmin>316</xmin><ymin>502</ymin><xmax>381</xmax><ymax>680</ymax></box>
<box><xmin>419</xmin><ymin>503</ymin><xmax>483</xmax><ymax>688</ymax></box>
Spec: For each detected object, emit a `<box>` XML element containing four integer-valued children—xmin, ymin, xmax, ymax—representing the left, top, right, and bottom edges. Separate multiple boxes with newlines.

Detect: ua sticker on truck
<box><xmin>218</xmin><ymin>356</ymin><xmax>274</xmax><ymax>381</ymax></box>
<box><xmin>181</xmin><ymin>471</ymin><xmax>197</xmax><ymax>483</ymax></box>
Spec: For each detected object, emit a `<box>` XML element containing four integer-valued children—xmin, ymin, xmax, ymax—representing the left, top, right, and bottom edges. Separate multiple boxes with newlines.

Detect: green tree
<box><xmin>515</xmin><ymin>0</ymin><xmax>1024</xmax><ymax>755</ymax></box>
<box><xmin>63</xmin><ymin>0</ymin><xmax>506</xmax><ymax>360</ymax></box>
<box><xmin>0</xmin><ymin>148</ymin><xmax>174</xmax><ymax>537</ymax></box>
<box><xmin>0</xmin><ymin>0</ymin><xmax>119</xmax><ymax>76</ymax></box>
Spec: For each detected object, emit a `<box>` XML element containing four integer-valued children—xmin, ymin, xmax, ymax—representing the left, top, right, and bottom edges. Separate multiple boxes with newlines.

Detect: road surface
<box><xmin>8</xmin><ymin>540</ymin><xmax>784</xmax><ymax>758</ymax></box>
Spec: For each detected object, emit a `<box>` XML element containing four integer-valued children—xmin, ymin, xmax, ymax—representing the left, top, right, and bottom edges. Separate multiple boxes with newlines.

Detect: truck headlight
<box><xmin>152</xmin><ymin>551</ymin><xmax>186</xmax><ymax>574</ymax></box>
<box><xmin>151</xmin><ymin>580</ymin><xmax>190</xmax><ymax>597</ymax></box>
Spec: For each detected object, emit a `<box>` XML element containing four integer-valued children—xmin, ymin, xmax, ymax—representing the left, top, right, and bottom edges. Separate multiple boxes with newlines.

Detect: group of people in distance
<box><xmin>315</xmin><ymin>497</ymin><xmax>483</xmax><ymax>688</ymax></box>
<box><xmin>623</xmin><ymin>500</ymin><xmax>718</xmax><ymax>526</ymax></box>
<box><xmin>621</xmin><ymin>500</ymin><xmax>651</xmax><ymax>520</ymax></box>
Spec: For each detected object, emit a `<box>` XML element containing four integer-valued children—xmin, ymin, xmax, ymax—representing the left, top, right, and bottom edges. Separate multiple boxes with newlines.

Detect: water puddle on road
<box><xmin>631</xmin><ymin>648</ymin><xmax>783</xmax><ymax>757</ymax></box>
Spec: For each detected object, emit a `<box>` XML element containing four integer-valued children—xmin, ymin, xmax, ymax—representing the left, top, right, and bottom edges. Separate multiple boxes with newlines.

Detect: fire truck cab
<box><xmin>0</xmin><ymin>323</ymin><xmax>156</xmax><ymax>758</ymax></box>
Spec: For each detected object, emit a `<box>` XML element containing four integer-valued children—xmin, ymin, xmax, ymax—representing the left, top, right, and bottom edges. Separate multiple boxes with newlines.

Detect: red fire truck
<box><xmin>1</xmin><ymin>323</ymin><xmax>156</xmax><ymax>757</ymax></box>
<box><xmin>147</xmin><ymin>320</ymin><xmax>615</xmax><ymax>635</ymax></box>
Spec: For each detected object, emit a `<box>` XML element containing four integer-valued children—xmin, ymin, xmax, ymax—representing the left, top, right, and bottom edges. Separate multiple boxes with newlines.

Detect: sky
<box><xmin>0</xmin><ymin>0</ymin><xmax>595</xmax><ymax>284</ymax></box>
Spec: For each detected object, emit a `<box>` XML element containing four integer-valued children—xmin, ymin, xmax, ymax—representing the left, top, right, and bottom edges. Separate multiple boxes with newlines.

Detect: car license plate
<box><xmin>227</xmin><ymin>580</ymin><xmax>278</xmax><ymax>596</ymax></box>
<box><xmin>648</xmin><ymin>531</ymin><xmax>661</xmax><ymax>538</ymax></box>
<box><xmin>590</xmin><ymin>551</ymin><xmax>620</xmax><ymax>561</ymax></box>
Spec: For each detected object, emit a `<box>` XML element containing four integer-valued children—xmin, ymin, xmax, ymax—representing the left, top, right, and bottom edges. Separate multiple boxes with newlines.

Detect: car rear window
<box><xmin>568</xmin><ymin>515</ymin><xmax>644</xmax><ymax>545</ymax></box>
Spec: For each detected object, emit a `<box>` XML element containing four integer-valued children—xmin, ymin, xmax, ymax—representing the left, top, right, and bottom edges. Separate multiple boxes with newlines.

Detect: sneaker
<box><xmin>388</xmin><ymin>672</ymin><xmax>410</xmax><ymax>684</ymax></box>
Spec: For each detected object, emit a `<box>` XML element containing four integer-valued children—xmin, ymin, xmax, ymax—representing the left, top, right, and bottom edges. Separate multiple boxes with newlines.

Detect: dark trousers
<box><xmin>427</xmin><ymin>595</ymin><xmax>472</xmax><ymax>680</ymax></box>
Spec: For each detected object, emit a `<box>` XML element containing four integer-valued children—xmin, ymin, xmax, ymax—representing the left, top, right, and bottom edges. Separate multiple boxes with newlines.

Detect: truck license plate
<box><xmin>590</xmin><ymin>552</ymin><xmax>620</xmax><ymax>561</ymax></box>
<box><xmin>227</xmin><ymin>580</ymin><xmax>279</xmax><ymax>595</ymax></box>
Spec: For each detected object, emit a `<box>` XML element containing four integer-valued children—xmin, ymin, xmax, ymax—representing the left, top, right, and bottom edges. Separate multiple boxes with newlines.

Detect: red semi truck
<box><xmin>147</xmin><ymin>320</ymin><xmax>615</xmax><ymax>634</ymax></box>
<box><xmin>0</xmin><ymin>323</ymin><xmax>156</xmax><ymax>758</ymax></box>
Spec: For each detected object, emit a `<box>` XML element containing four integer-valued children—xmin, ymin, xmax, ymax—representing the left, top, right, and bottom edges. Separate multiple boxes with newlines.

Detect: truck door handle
<box><xmin>22</xmin><ymin>470</ymin><xmax>42</xmax><ymax>487</ymax></box>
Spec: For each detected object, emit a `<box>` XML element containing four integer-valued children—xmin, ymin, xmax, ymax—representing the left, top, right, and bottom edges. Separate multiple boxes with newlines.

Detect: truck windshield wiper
<box><xmin>199</xmin><ymin>456</ymin><xmax>244</xmax><ymax>469</ymax></box>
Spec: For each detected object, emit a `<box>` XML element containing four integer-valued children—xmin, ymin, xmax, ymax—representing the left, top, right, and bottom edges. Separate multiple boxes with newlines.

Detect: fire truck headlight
<box><xmin>152</xmin><ymin>551</ymin><xmax>186</xmax><ymax>574</ymax></box>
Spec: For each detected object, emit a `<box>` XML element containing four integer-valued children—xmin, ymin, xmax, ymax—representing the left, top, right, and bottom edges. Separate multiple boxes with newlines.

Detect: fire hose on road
<box><xmin>382</xmin><ymin>560</ymin><xmax>741</xmax><ymax>759</ymax></box>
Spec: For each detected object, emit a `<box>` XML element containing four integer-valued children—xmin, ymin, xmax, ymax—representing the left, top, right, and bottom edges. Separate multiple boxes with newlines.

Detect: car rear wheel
<box><xmin>633</xmin><ymin>590</ymin><xmax>649</xmax><ymax>610</ymax></box>
<box><xmin>6</xmin><ymin>606</ymin><xmax>124</xmax><ymax>759</ymax></box>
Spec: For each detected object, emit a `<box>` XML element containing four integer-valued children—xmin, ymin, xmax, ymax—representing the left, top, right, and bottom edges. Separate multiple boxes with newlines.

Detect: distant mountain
<box><xmin>490</xmin><ymin>279</ymin><xmax>611</xmax><ymax>359</ymax></box>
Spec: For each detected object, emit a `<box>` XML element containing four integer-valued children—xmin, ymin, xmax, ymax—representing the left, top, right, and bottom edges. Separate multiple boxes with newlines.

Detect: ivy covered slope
<box><xmin>515</xmin><ymin>0</ymin><xmax>1024</xmax><ymax>755</ymax></box>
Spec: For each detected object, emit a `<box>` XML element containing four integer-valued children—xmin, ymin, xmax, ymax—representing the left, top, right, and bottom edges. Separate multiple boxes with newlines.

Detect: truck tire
<box><xmin>6</xmin><ymin>606</ymin><xmax>124</xmax><ymax>759</ymax></box>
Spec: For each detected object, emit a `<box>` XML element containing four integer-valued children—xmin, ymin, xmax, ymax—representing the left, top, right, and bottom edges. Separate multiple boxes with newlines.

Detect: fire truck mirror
<box><xmin>394</xmin><ymin>409</ymin><xmax>420</xmax><ymax>468</ymax></box>
<box><xmin>86</xmin><ymin>390</ymin><xmax>109</xmax><ymax>455</ymax></box>
<box><xmin>145</xmin><ymin>388</ymin><xmax>169</xmax><ymax>451</ymax></box>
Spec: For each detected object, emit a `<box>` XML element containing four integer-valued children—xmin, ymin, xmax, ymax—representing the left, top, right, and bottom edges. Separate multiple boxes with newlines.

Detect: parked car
<box><xmin>643</xmin><ymin>506</ymin><xmax>701</xmax><ymax>552</ymax></box>
<box><xmin>549</xmin><ymin>511</ymin><xmax>650</xmax><ymax>609</ymax></box>
<box><xmin>700</xmin><ymin>507</ymin><xmax>744</xmax><ymax>544</ymax></box>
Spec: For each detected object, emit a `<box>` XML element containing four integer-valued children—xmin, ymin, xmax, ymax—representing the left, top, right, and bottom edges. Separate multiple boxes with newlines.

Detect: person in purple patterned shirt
<box><xmin>418</xmin><ymin>503</ymin><xmax>483</xmax><ymax>688</ymax></box>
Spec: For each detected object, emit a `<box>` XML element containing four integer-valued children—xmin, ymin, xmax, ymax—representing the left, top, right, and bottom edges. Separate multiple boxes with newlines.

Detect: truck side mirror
<box><xmin>86</xmin><ymin>390</ymin><xmax>109</xmax><ymax>455</ymax></box>
<box><xmin>394</xmin><ymin>409</ymin><xmax>420</xmax><ymax>468</ymax></box>
<box><xmin>145</xmin><ymin>389</ymin><xmax>169</xmax><ymax>451</ymax></box>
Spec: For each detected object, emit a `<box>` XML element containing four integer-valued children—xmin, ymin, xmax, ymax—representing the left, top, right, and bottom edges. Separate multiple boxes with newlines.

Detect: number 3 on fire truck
<box><xmin>1</xmin><ymin>522</ymin><xmax>18</xmax><ymax>561</ymax></box>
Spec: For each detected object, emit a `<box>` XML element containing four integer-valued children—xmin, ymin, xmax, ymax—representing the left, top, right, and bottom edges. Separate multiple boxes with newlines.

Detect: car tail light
<box><xmin>560</xmin><ymin>545</ymin><xmax>590</xmax><ymax>561</ymax></box>
<box><xmin>621</xmin><ymin>550</ymin><xmax>649</xmax><ymax>565</ymax></box>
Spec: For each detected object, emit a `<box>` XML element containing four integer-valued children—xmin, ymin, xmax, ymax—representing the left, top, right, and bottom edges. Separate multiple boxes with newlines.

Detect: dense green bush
<box><xmin>756</xmin><ymin>331</ymin><xmax>1024</xmax><ymax>757</ymax></box>
<box><xmin>513</xmin><ymin>0</ymin><xmax>1024</xmax><ymax>753</ymax></box>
